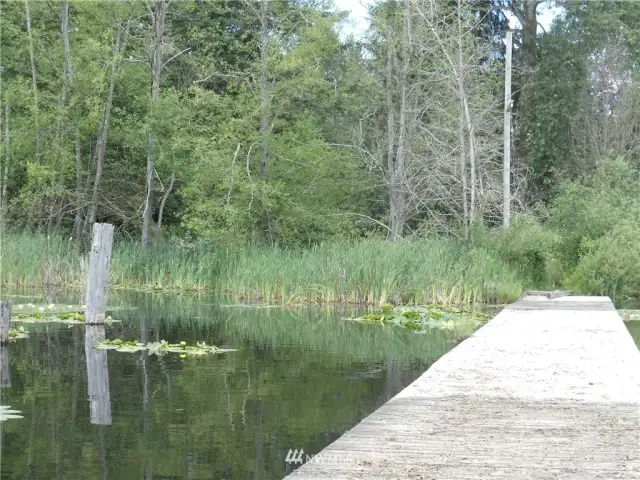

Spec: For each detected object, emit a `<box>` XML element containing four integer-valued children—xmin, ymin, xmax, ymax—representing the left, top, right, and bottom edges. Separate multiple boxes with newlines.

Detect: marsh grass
<box><xmin>222</xmin><ymin>239</ymin><xmax>524</xmax><ymax>306</ymax></box>
<box><xmin>0</xmin><ymin>234</ymin><xmax>526</xmax><ymax>306</ymax></box>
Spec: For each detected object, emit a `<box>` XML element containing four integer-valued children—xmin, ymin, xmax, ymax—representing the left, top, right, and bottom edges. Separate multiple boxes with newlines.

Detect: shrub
<box><xmin>566</xmin><ymin>221</ymin><xmax>640</xmax><ymax>301</ymax></box>
<box><xmin>471</xmin><ymin>215</ymin><xmax>560</xmax><ymax>287</ymax></box>
<box><xmin>549</xmin><ymin>157</ymin><xmax>640</xmax><ymax>266</ymax></box>
<box><xmin>497</xmin><ymin>215</ymin><xmax>561</xmax><ymax>285</ymax></box>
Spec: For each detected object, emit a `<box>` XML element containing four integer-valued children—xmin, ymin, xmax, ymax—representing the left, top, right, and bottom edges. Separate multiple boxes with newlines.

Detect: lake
<box><xmin>0</xmin><ymin>290</ymin><xmax>462</xmax><ymax>479</ymax></box>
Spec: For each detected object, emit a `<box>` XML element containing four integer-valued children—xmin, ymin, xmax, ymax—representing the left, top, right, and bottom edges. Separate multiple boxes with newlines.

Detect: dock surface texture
<box><xmin>287</xmin><ymin>296</ymin><xmax>640</xmax><ymax>480</ymax></box>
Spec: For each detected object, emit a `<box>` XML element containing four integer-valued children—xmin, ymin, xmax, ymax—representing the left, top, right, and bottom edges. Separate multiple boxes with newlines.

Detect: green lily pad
<box><xmin>346</xmin><ymin>304</ymin><xmax>490</xmax><ymax>335</ymax></box>
<box><xmin>95</xmin><ymin>339</ymin><xmax>237</xmax><ymax>356</ymax></box>
<box><xmin>14</xmin><ymin>311</ymin><xmax>120</xmax><ymax>325</ymax></box>
<box><xmin>8</xmin><ymin>327</ymin><xmax>29</xmax><ymax>340</ymax></box>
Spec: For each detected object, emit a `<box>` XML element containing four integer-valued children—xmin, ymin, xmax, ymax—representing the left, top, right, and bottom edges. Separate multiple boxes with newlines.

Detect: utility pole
<box><xmin>503</xmin><ymin>30</ymin><xmax>513</xmax><ymax>229</ymax></box>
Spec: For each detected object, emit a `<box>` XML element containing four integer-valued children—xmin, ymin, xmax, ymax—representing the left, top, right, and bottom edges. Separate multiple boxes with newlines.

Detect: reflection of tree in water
<box><xmin>385</xmin><ymin>360</ymin><xmax>404</xmax><ymax>401</ymax></box>
<box><xmin>0</xmin><ymin>293</ymin><xmax>459</xmax><ymax>479</ymax></box>
<box><xmin>0</xmin><ymin>346</ymin><xmax>10</xmax><ymax>389</ymax></box>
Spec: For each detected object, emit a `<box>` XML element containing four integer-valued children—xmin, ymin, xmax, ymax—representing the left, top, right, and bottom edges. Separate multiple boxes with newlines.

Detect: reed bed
<box><xmin>0</xmin><ymin>234</ymin><xmax>526</xmax><ymax>306</ymax></box>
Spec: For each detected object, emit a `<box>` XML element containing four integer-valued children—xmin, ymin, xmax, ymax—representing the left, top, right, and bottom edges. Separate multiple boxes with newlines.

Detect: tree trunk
<box><xmin>390</xmin><ymin>0</ymin><xmax>411</xmax><ymax>241</ymax></box>
<box><xmin>156</xmin><ymin>171</ymin><xmax>175</xmax><ymax>230</ymax></box>
<box><xmin>458</xmin><ymin>97</ymin><xmax>469</xmax><ymax>238</ymax></box>
<box><xmin>1</xmin><ymin>103</ymin><xmax>10</xmax><ymax>231</ymax></box>
<box><xmin>258</xmin><ymin>0</ymin><xmax>270</xmax><ymax>236</ymax></box>
<box><xmin>25</xmin><ymin>0</ymin><xmax>41</xmax><ymax>162</ymax></box>
<box><xmin>142</xmin><ymin>0</ymin><xmax>167</xmax><ymax>248</ymax></box>
<box><xmin>85</xmin><ymin>7</ymin><xmax>128</xmax><ymax>234</ymax></box>
<box><xmin>503</xmin><ymin>30</ymin><xmax>513</xmax><ymax>229</ymax></box>
<box><xmin>385</xmin><ymin>5</ymin><xmax>411</xmax><ymax>243</ymax></box>
<box><xmin>514</xmin><ymin>0</ymin><xmax>540</xmax><ymax>164</ymax></box>
<box><xmin>60</xmin><ymin>0</ymin><xmax>83</xmax><ymax>239</ymax></box>
<box><xmin>74</xmin><ymin>130</ymin><xmax>83</xmax><ymax>239</ymax></box>
<box><xmin>462</xmin><ymin>95</ymin><xmax>476</xmax><ymax>224</ymax></box>
<box><xmin>385</xmin><ymin>24</ymin><xmax>398</xmax><ymax>241</ymax></box>
<box><xmin>140</xmin><ymin>314</ymin><xmax>152</xmax><ymax>478</ymax></box>
<box><xmin>456</xmin><ymin>1</ymin><xmax>476</xmax><ymax>226</ymax></box>
<box><xmin>521</xmin><ymin>0</ymin><xmax>539</xmax><ymax>83</ymax></box>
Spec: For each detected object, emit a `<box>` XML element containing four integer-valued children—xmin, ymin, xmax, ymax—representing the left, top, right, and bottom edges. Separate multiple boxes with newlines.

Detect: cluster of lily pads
<box><xmin>15</xmin><ymin>311</ymin><xmax>89</xmax><ymax>324</ymax></box>
<box><xmin>346</xmin><ymin>304</ymin><xmax>491</xmax><ymax>335</ymax></box>
<box><xmin>0</xmin><ymin>405</ymin><xmax>23</xmax><ymax>422</ymax></box>
<box><xmin>8</xmin><ymin>325</ymin><xmax>28</xmax><ymax>340</ymax></box>
<box><xmin>11</xmin><ymin>304</ymin><xmax>120</xmax><ymax>325</ymax></box>
<box><xmin>96</xmin><ymin>339</ymin><xmax>237</xmax><ymax>358</ymax></box>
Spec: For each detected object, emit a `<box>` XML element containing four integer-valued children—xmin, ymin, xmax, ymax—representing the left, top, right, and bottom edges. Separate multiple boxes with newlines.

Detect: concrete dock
<box><xmin>287</xmin><ymin>296</ymin><xmax>640</xmax><ymax>479</ymax></box>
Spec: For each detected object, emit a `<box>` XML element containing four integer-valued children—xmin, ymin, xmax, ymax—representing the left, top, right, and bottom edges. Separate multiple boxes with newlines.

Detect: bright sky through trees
<box><xmin>334</xmin><ymin>0</ymin><xmax>562</xmax><ymax>39</ymax></box>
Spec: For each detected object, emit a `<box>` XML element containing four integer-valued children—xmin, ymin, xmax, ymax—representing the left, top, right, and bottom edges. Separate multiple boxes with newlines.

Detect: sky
<box><xmin>334</xmin><ymin>0</ymin><xmax>563</xmax><ymax>40</ymax></box>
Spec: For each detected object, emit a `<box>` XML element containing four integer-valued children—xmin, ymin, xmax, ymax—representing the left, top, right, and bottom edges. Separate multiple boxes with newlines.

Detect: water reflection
<box><xmin>0</xmin><ymin>346</ymin><xmax>9</xmax><ymax>388</ymax></box>
<box><xmin>625</xmin><ymin>320</ymin><xmax>640</xmax><ymax>349</ymax></box>
<box><xmin>85</xmin><ymin>326</ymin><xmax>112</xmax><ymax>425</ymax></box>
<box><xmin>0</xmin><ymin>291</ymin><xmax>462</xmax><ymax>480</ymax></box>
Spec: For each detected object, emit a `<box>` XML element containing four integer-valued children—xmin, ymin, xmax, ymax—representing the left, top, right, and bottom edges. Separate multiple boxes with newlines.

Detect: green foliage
<box><xmin>549</xmin><ymin>158</ymin><xmax>640</xmax><ymax>266</ymax></box>
<box><xmin>528</xmin><ymin>1</ymin><xmax>640</xmax><ymax>197</ymax></box>
<box><xmin>347</xmin><ymin>304</ymin><xmax>490</xmax><ymax>338</ymax></box>
<box><xmin>218</xmin><ymin>237</ymin><xmax>525</xmax><ymax>306</ymax></box>
<box><xmin>473</xmin><ymin>215</ymin><xmax>562</xmax><ymax>286</ymax></box>
<box><xmin>97</xmin><ymin>339</ymin><xmax>236</xmax><ymax>355</ymax></box>
<box><xmin>567</xmin><ymin>221</ymin><xmax>640</xmax><ymax>301</ymax></box>
<box><xmin>0</xmin><ymin>0</ymin><xmax>377</xmax><ymax>245</ymax></box>
<box><xmin>1</xmin><ymin>0</ymin><xmax>640</xmax><ymax>304</ymax></box>
<box><xmin>0</xmin><ymin>233</ymin><xmax>526</xmax><ymax>306</ymax></box>
<box><xmin>8</xmin><ymin>326</ymin><xmax>28</xmax><ymax>339</ymax></box>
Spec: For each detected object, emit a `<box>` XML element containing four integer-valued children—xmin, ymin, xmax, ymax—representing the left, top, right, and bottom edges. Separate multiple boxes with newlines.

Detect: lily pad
<box><xmin>14</xmin><ymin>312</ymin><xmax>119</xmax><ymax>325</ymax></box>
<box><xmin>346</xmin><ymin>304</ymin><xmax>490</xmax><ymax>334</ymax></box>
<box><xmin>95</xmin><ymin>339</ymin><xmax>237</xmax><ymax>356</ymax></box>
<box><xmin>8</xmin><ymin>326</ymin><xmax>29</xmax><ymax>340</ymax></box>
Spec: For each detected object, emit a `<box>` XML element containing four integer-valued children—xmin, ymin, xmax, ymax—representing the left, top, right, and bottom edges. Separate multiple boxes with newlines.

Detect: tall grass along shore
<box><xmin>0</xmin><ymin>234</ymin><xmax>529</xmax><ymax>307</ymax></box>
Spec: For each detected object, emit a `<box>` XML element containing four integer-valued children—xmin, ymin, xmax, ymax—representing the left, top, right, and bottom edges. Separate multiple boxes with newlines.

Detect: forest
<box><xmin>1</xmin><ymin>0</ymin><xmax>640</xmax><ymax>305</ymax></box>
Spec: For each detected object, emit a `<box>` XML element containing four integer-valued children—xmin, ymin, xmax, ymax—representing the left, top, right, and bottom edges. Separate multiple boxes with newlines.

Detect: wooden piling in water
<box><xmin>0</xmin><ymin>301</ymin><xmax>10</xmax><ymax>345</ymax></box>
<box><xmin>85</xmin><ymin>223</ymin><xmax>114</xmax><ymax>325</ymax></box>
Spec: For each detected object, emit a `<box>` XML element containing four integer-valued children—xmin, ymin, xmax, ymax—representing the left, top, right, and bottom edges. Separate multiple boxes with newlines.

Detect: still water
<box><xmin>625</xmin><ymin>320</ymin><xmax>640</xmax><ymax>349</ymax></box>
<box><xmin>0</xmin><ymin>290</ymin><xmax>462</xmax><ymax>480</ymax></box>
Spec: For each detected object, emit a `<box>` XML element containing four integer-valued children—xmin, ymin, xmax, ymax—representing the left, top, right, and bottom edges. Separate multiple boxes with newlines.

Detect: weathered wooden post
<box><xmin>0</xmin><ymin>301</ymin><xmax>10</xmax><ymax>345</ymax></box>
<box><xmin>85</xmin><ymin>223</ymin><xmax>114</xmax><ymax>325</ymax></box>
<box><xmin>85</xmin><ymin>325</ymin><xmax>112</xmax><ymax>425</ymax></box>
<box><xmin>0</xmin><ymin>302</ymin><xmax>12</xmax><ymax>388</ymax></box>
